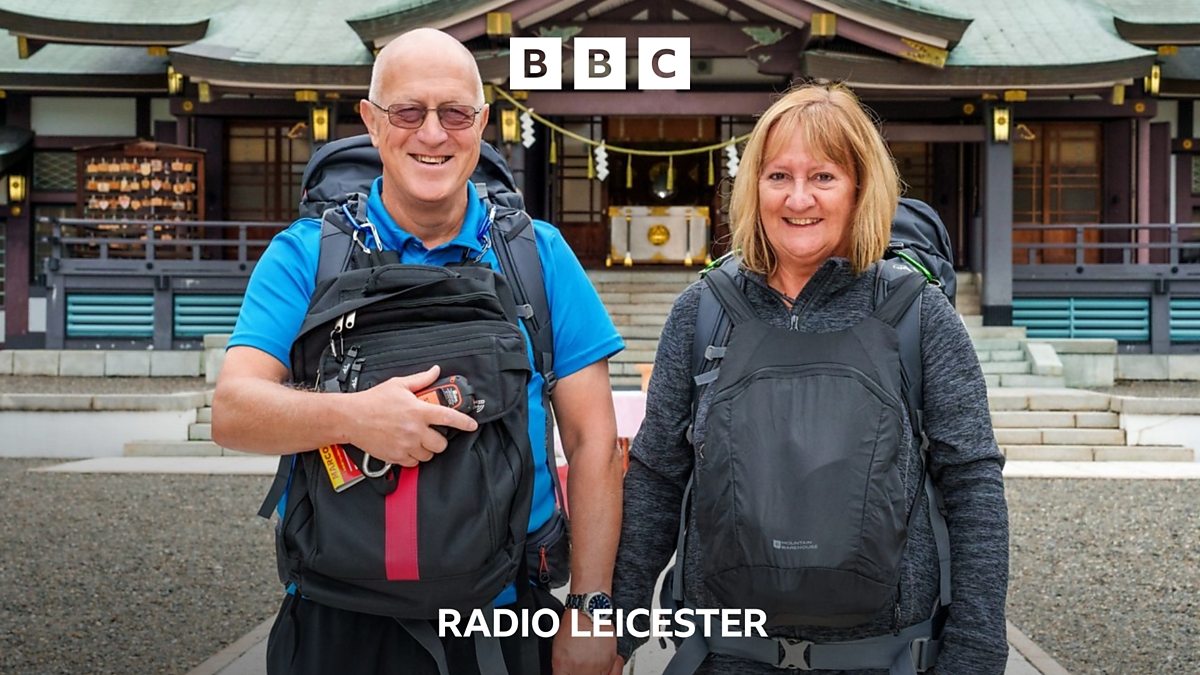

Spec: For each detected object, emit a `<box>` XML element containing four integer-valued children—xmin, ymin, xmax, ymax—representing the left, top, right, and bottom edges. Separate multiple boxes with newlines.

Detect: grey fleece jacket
<box><xmin>612</xmin><ymin>257</ymin><xmax>1010</xmax><ymax>674</ymax></box>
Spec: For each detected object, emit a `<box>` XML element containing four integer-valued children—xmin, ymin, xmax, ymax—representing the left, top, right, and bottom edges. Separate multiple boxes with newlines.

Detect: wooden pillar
<box><xmin>3</xmin><ymin>94</ymin><xmax>31</xmax><ymax>345</ymax></box>
<box><xmin>1136</xmin><ymin>117</ymin><xmax>1151</xmax><ymax>264</ymax></box>
<box><xmin>981</xmin><ymin>107</ymin><xmax>1013</xmax><ymax>326</ymax></box>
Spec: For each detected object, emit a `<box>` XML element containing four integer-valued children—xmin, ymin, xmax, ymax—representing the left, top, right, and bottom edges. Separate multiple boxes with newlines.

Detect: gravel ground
<box><xmin>0</xmin><ymin>459</ymin><xmax>278</xmax><ymax>675</ymax></box>
<box><xmin>0</xmin><ymin>376</ymin><xmax>209</xmax><ymax>395</ymax></box>
<box><xmin>1006</xmin><ymin>478</ymin><xmax>1199</xmax><ymax>674</ymax></box>
<box><xmin>2</xmin><ymin>459</ymin><xmax>1196</xmax><ymax>675</ymax></box>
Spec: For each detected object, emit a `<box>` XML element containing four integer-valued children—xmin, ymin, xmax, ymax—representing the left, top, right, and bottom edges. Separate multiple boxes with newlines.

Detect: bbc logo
<box><xmin>510</xmin><ymin>37</ymin><xmax>691</xmax><ymax>91</ymax></box>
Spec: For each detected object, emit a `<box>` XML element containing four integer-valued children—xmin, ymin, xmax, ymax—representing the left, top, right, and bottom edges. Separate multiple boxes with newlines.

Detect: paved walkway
<box><xmin>37</xmin><ymin>455</ymin><xmax>1171</xmax><ymax>675</ymax></box>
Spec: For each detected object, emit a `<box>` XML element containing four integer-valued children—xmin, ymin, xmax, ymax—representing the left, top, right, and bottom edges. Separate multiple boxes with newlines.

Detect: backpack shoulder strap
<box><xmin>485</xmin><ymin>195</ymin><xmax>554</xmax><ymax>391</ymax></box>
<box><xmin>873</xmin><ymin>260</ymin><xmax>952</xmax><ymax>612</ymax></box>
<box><xmin>315</xmin><ymin>192</ymin><xmax>376</xmax><ymax>287</ymax></box>
<box><xmin>481</xmin><ymin>189</ymin><xmax>566</xmax><ymax>514</ymax></box>
<box><xmin>686</xmin><ymin>255</ymin><xmax>743</xmax><ymax>443</ymax></box>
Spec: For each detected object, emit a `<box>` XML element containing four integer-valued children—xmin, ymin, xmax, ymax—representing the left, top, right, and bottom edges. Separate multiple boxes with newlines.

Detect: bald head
<box><xmin>369</xmin><ymin>28</ymin><xmax>484</xmax><ymax>105</ymax></box>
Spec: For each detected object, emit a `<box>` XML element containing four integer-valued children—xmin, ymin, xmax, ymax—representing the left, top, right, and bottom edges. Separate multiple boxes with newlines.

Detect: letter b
<box><xmin>574</xmin><ymin>38</ymin><xmax>626</xmax><ymax>90</ymax></box>
<box><xmin>511</xmin><ymin>37</ymin><xmax>562</xmax><ymax>90</ymax></box>
<box><xmin>526</xmin><ymin>50</ymin><xmax>547</xmax><ymax>78</ymax></box>
<box><xmin>590</xmin><ymin>51</ymin><xmax>611</xmax><ymax>78</ymax></box>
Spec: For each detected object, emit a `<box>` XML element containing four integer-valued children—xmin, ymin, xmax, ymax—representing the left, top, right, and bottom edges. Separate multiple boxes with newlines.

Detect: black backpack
<box><xmin>294</xmin><ymin>137</ymin><xmax>568</xmax><ymax>575</ymax></box>
<box><xmin>664</xmin><ymin>201</ymin><xmax>956</xmax><ymax>673</ymax></box>
<box><xmin>277</xmin><ymin>261</ymin><xmax>534</xmax><ymax>618</ymax></box>
<box><xmin>886</xmin><ymin>197</ymin><xmax>957</xmax><ymax>306</ymax></box>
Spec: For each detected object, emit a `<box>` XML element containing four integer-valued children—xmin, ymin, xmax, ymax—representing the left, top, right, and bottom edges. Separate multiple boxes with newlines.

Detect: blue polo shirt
<box><xmin>230</xmin><ymin>179</ymin><xmax>623</xmax><ymax>605</ymax></box>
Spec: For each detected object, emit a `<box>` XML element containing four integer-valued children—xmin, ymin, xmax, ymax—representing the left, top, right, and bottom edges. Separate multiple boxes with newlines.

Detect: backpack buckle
<box><xmin>910</xmin><ymin>636</ymin><xmax>937</xmax><ymax>671</ymax></box>
<box><xmin>776</xmin><ymin>639</ymin><xmax>812</xmax><ymax>670</ymax></box>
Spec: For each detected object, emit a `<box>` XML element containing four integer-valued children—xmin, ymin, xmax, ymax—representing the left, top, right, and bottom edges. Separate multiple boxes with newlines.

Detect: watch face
<box><xmin>585</xmin><ymin>592</ymin><xmax>613</xmax><ymax>615</ymax></box>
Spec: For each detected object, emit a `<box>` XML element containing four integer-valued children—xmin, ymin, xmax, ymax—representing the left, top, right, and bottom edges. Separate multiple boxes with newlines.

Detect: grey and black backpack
<box><xmin>662</xmin><ymin>201</ymin><xmax>955</xmax><ymax>675</ymax></box>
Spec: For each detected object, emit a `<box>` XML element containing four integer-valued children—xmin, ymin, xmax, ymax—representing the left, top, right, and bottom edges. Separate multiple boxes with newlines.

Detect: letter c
<box><xmin>652</xmin><ymin>49</ymin><xmax>676</xmax><ymax>78</ymax></box>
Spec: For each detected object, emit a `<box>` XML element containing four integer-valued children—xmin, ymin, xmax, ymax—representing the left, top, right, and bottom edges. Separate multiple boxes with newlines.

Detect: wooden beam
<box><xmin>525</xmin><ymin>90</ymin><xmax>778</xmax><ymax>114</ymax></box>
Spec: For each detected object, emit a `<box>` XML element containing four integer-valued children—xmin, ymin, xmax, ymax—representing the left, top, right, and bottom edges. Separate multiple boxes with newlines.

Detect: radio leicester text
<box><xmin>439</xmin><ymin>607</ymin><xmax>767</xmax><ymax>638</ymax></box>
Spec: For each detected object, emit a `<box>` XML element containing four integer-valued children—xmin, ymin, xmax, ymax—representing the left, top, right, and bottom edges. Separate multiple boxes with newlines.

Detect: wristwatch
<box><xmin>565</xmin><ymin>591</ymin><xmax>613</xmax><ymax>620</ymax></box>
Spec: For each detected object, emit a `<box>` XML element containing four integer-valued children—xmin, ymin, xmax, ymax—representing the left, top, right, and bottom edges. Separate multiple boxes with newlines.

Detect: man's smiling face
<box><xmin>363</xmin><ymin>48</ymin><xmax>488</xmax><ymax>211</ymax></box>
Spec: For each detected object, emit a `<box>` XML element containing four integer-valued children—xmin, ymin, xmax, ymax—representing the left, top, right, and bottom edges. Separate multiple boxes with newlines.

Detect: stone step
<box><xmin>997</xmin><ymin>374</ymin><xmax>1066</xmax><ymax>388</ymax></box>
<box><xmin>611</xmin><ymin>314</ymin><xmax>670</xmax><ymax>327</ymax></box>
<box><xmin>603</xmin><ymin>303</ymin><xmax>676</xmax><ymax>317</ymax></box>
<box><xmin>960</xmin><ymin>314</ymin><xmax>983</xmax><ymax>327</ymax></box>
<box><xmin>611</xmin><ymin>349</ymin><xmax>658</xmax><ymax>364</ymax></box>
<box><xmin>587</xmin><ymin>271</ymin><xmax>697</xmax><ymax>284</ymax></box>
<box><xmin>1002</xmin><ymin>445</ymin><xmax>1194</xmax><ymax>462</ymax></box>
<box><xmin>206</xmin><ymin>389</ymin><xmax>215</xmax><ymax>406</ymax></box>
<box><xmin>610</xmin><ymin>375</ymin><xmax>644</xmax><ymax>390</ymax></box>
<box><xmin>589</xmin><ymin>282</ymin><xmax>694</xmax><ymax>294</ymax></box>
<box><xmin>124</xmin><ymin>440</ymin><xmax>222</xmax><ymax>456</ymax></box>
<box><xmin>990</xmin><ymin>411</ymin><xmax>1119</xmax><ymax>428</ymax></box>
<box><xmin>977</xmin><ymin>350</ymin><xmax>1025</xmax><ymax>363</ymax></box>
<box><xmin>967</xmin><ymin>325</ymin><xmax>1027</xmax><ymax>340</ymax></box>
<box><xmin>600</xmin><ymin>292</ymin><xmax>681</xmax><ymax>305</ymax></box>
<box><xmin>980</xmin><ymin>361</ymin><xmax>1030</xmax><ymax>375</ymax></box>
<box><xmin>609</xmin><ymin>361</ymin><xmax>650</xmax><ymax>376</ymax></box>
<box><xmin>619</xmin><ymin>337</ymin><xmax>660</xmax><ymax>351</ymax></box>
<box><xmin>956</xmin><ymin>271</ymin><xmax>978</xmax><ymax>287</ymax></box>
<box><xmin>189</xmin><ymin>422</ymin><xmax>212</xmax><ymax>441</ymax></box>
<box><xmin>196</xmin><ymin>407</ymin><xmax>212</xmax><ymax>423</ymax></box>
<box><xmin>617</xmin><ymin>325</ymin><xmax>671</xmax><ymax>339</ymax></box>
<box><xmin>973</xmin><ymin>339</ymin><xmax>1022</xmax><ymax>352</ymax></box>
<box><xmin>995</xmin><ymin>427</ymin><xmax>1126</xmax><ymax>446</ymax></box>
<box><xmin>988</xmin><ymin>389</ymin><xmax>1113</xmax><ymax>412</ymax></box>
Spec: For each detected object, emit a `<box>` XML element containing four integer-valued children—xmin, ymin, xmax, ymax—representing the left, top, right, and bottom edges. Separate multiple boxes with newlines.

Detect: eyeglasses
<box><xmin>366</xmin><ymin>100</ymin><xmax>483</xmax><ymax>130</ymax></box>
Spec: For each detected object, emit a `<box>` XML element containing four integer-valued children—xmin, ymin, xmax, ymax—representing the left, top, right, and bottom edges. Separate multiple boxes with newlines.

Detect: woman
<box><xmin>611</xmin><ymin>82</ymin><xmax>1009</xmax><ymax>674</ymax></box>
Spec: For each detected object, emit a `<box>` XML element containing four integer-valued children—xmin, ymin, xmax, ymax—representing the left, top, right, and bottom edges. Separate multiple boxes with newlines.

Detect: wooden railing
<box><xmin>45</xmin><ymin>217</ymin><xmax>285</xmax><ymax>275</ymax></box>
<box><xmin>1012</xmin><ymin>222</ymin><xmax>1200</xmax><ymax>269</ymax></box>
<box><xmin>42</xmin><ymin>217</ymin><xmax>286</xmax><ymax>349</ymax></box>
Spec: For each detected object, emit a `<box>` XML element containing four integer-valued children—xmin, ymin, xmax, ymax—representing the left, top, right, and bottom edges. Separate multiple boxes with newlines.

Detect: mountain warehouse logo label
<box><xmin>509</xmin><ymin>37</ymin><xmax>690</xmax><ymax>90</ymax></box>
<box><xmin>773</xmin><ymin>539</ymin><xmax>818</xmax><ymax>551</ymax></box>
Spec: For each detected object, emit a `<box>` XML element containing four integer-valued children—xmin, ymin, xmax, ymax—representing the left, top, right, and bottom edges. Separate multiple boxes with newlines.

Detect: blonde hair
<box><xmin>729</xmin><ymin>82</ymin><xmax>899</xmax><ymax>276</ymax></box>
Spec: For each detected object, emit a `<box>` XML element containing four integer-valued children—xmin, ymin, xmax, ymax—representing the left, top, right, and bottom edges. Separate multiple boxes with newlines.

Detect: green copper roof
<box><xmin>936</xmin><ymin>0</ymin><xmax>1153</xmax><ymax>67</ymax></box>
<box><xmin>170</xmin><ymin>0</ymin><xmax>384</xmax><ymax>68</ymax></box>
<box><xmin>0</xmin><ymin>35</ymin><xmax>166</xmax><ymax>91</ymax></box>
<box><xmin>0</xmin><ymin>0</ymin><xmax>235</xmax><ymax>25</ymax></box>
<box><xmin>1090</xmin><ymin>0</ymin><xmax>1200</xmax><ymax>24</ymax></box>
<box><xmin>0</xmin><ymin>35</ymin><xmax>164</xmax><ymax>74</ymax></box>
<box><xmin>347</xmin><ymin>0</ymin><xmax>480</xmax><ymax>42</ymax></box>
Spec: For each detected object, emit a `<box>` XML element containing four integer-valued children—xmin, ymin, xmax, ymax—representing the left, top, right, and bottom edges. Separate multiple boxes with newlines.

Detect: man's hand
<box><xmin>552</xmin><ymin>610</ymin><xmax>618</xmax><ymax>675</ymax></box>
<box><xmin>350</xmin><ymin>365</ymin><xmax>478</xmax><ymax>466</ymax></box>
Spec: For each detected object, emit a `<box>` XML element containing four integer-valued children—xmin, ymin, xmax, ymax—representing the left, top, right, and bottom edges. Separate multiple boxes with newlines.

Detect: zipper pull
<box><xmin>345</xmin><ymin>310</ymin><xmax>357</xmax><ymax>330</ymax></box>
<box><xmin>348</xmin><ymin>357</ymin><xmax>365</xmax><ymax>392</ymax></box>
<box><xmin>337</xmin><ymin>345</ymin><xmax>360</xmax><ymax>391</ymax></box>
<box><xmin>789</xmin><ymin>314</ymin><xmax>799</xmax><ymax>331</ymax></box>
<box><xmin>329</xmin><ymin>315</ymin><xmax>345</xmax><ymax>360</ymax></box>
<box><xmin>538</xmin><ymin>546</ymin><xmax>551</xmax><ymax>585</ymax></box>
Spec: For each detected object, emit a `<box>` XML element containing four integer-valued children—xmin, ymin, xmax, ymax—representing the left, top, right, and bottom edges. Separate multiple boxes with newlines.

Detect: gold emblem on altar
<box><xmin>647</xmin><ymin>224</ymin><xmax>670</xmax><ymax>246</ymax></box>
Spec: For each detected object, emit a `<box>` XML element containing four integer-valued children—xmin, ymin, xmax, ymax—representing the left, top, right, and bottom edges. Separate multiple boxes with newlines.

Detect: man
<box><xmin>213</xmin><ymin>28</ymin><xmax>623</xmax><ymax>675</ymax></box>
